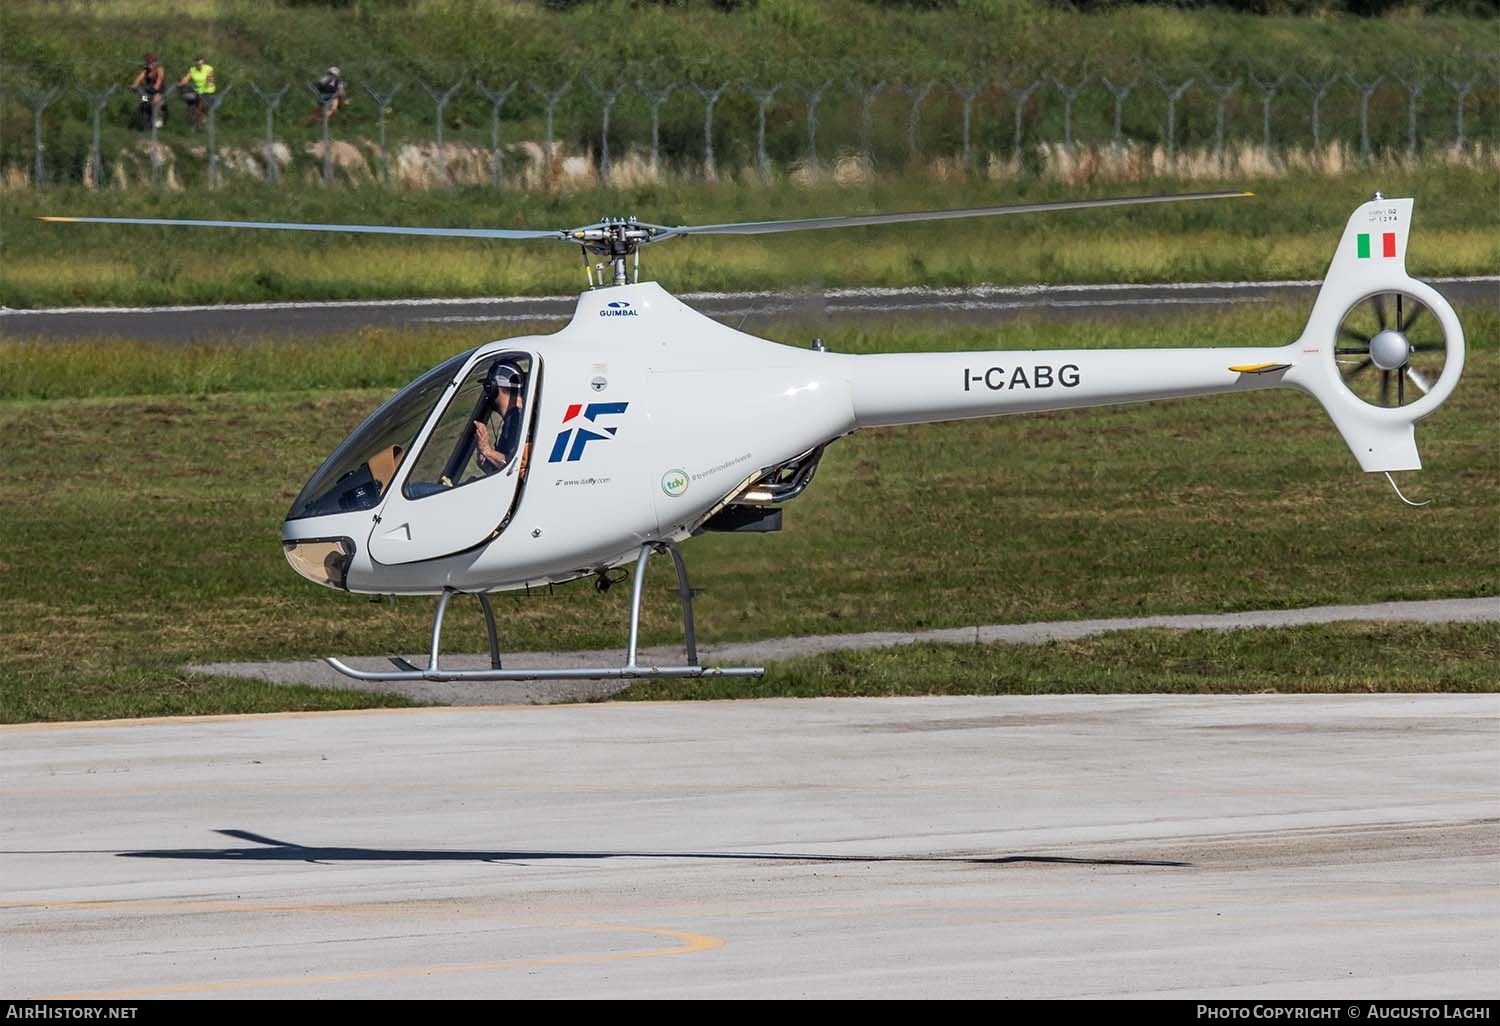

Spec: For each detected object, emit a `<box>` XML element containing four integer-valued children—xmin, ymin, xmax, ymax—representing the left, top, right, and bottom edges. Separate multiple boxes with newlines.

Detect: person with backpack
<box><xmin>307</xmin><ymin>66</ymin><xmax>348</xmax><ymax>123</ymax></box>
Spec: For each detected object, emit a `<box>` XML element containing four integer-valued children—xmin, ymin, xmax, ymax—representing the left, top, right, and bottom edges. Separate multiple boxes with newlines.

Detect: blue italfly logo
<box><xmin>599</xmin><ymin>301</ymin><xmax>638</xmax><ymax>318</ymax></box>
<box><xmin>548</xmin><ymin>401</ymin><xmax>629</xmax><ymax>463</ymax></box>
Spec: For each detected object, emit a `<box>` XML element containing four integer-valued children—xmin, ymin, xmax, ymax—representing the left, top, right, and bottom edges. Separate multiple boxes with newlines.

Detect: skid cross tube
<box><xmin>324</xmin><ymin>541</ymin><xmax>762</xmax><ymax>683</ymax></box>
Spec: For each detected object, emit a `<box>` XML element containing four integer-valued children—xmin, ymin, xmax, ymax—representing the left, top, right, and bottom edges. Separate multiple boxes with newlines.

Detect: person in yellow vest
<box><xmin>178</xmin><ymin>56</ymin><xmax>216</xmax><ymax>129</ymax></box>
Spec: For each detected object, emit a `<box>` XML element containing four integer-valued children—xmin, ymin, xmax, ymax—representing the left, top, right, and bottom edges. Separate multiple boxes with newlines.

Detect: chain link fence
<box><xmin>3</xmin><ymin>61</ymin><xmax>1497</xmax><ymax>190</ymax></box>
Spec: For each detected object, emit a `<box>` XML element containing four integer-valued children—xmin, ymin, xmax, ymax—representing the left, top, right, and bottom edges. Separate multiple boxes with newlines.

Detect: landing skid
<box><xmin>324</xmin><ymin>541</ymin><xmax>765</xmax><ymax>683</ymax></box>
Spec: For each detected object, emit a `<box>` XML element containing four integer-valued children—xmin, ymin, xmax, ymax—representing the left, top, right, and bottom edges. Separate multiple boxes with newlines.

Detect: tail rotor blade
<box><xmin>1380</xmin><ymin>369</ymin><xmax>1392</xmax><ymax>405</ymax></box>
<box><xmin>1372</xmin><ymin>293</ymin><xmax>1388</xmax><ymax>331</ymax></box>
<box><xmin>1406</xmin><ymin>366</ymin><xmax>1432</xmax><ymax>394</ymax></box>
<box><xmin>1399</xmin><ymin>301</ymin><xmax>1425</xmax><ymax>333</ymax></box>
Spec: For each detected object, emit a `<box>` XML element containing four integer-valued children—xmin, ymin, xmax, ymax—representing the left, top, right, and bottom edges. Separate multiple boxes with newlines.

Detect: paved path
<box><xmin>5</xmin><ymin>277</ymin><xmax>1496</xmax><ymax>342</ymax></box>
<box><xmin>191</xmin><ymin>596</ymin><xmax>1500</xmax><ymax>706</ymax></box>
<box><xmin>2</xmin><ymin>694</ymin><xmax>1495</xmax><ymax>998</ymax></box>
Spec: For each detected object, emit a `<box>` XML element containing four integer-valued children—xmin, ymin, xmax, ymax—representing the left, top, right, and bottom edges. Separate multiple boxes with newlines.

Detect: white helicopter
<box><xmin>44</xmin><ymin>191</ymin><xmax>1464</xmax><ymax>685</ymax></box>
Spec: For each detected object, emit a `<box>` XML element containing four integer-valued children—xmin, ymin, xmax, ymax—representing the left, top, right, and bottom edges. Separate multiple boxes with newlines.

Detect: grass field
<box><xmin>4</xmin><ymin>167</ymin><xmax>1498</xmax><ymax>307</ymax></box>
<box><xmin>627</xmin><ymin>623</ymin><xmax>1500</xmax><ymax>701</ymax></box>
<box><xmin>1</xmin><ymin>303</ymin><xmax>1495</xmax><ymax>721</ymax></box>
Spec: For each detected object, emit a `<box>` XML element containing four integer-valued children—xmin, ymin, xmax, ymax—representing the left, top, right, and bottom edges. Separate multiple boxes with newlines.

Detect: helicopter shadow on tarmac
<box><xmin>107</xmin><ymin>829</ymin><xmax>1191</xmax><ymax>868</ymax></box>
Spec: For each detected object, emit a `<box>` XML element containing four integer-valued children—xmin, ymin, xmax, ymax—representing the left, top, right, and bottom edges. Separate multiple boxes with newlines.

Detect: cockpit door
<box><xmin>367</xmin><ymin>350</ymin><xmax>540</xmax><ymax>565</ymax></box>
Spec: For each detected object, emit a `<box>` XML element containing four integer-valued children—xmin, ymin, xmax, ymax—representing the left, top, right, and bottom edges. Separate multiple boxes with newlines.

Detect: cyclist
<box><xmin>129</xmin><ymin>54</ymin><xmax>167</xmax><ymax>129</ymax></box>
<box><xmin>178</xmin><ymin>56</ymin><xmax>216</xmax><ymax>129</ymax></box>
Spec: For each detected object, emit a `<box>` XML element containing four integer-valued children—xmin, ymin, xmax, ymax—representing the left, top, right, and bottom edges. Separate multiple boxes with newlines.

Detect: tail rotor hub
<box><xmin>1369</xmin><ymin>328</ymin><xmax>1411</xmax><ymax>371</ymax></box>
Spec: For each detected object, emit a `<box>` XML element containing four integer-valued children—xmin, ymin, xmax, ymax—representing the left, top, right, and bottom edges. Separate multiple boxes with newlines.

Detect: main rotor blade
<box><xmin>648</xmin><ymin>190</ymin><xmax>1254</xmax><ymax>238</ymax></box>
<box><xmin>38</xmin><ymin>215</ymin><xmax>561</xmax><ymax>241</ymax></box>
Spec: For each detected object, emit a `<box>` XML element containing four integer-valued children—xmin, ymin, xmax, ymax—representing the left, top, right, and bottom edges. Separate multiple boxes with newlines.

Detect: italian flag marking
<box><xmin>1357</xmin><ymin>232</ymin><xmax>1398</xmax><ymax>259</ymax></box>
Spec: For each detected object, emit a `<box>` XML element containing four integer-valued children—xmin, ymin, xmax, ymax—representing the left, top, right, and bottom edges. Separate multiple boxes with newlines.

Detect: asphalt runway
<box><xmin>4</xmin><ymin>277</ymin><xmax>1496</xmax><ymax>342</ymax></box>
<box><xmin>4</xmin><ymin>694</ymin><xmax>1497</xmax><ymax>999</ymax></box>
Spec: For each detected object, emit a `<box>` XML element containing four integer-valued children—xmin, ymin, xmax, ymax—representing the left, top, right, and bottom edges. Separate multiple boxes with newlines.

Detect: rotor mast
<box><xmin>570</xmin><ymin>218</ymin><xmax>658</xmax><ymax>287</ymax></box>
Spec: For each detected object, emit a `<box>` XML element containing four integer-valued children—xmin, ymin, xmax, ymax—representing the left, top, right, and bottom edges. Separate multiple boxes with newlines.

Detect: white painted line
<box><xmin>414</xmin><ymin>296</ymin><xmax>1266</xmax><ymax>324</ymax></box>
<box><xmin>4</xmin><ymin>276</ymin><xmax>1495</xmax><ymax>317</ymax></box>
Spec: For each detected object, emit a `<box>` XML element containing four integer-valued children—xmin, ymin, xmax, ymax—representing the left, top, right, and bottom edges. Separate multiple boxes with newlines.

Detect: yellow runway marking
<box><xmin>2</xmin><ymin>899</ymin><xmax>723</xmax><ymax>998</ymax></box>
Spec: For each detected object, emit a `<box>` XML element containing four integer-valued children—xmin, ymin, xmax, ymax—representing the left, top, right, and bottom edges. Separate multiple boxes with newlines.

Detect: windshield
<box><xmin>286</xmin><ymin>348</ymin><xmax>474</xmax><ymax>521</ymax></box>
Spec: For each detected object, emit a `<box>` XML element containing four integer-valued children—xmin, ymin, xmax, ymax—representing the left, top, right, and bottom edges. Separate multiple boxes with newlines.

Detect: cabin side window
<box><xmin>402</xmin><ymin>353</ymin><xmax>535</xmax><ymax>499</ymax></box>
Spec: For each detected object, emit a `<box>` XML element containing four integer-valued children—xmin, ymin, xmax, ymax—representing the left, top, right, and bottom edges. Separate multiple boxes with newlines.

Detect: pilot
<box><xmin>473</xmin><ymin>361</ymin><xmax>526</xmax><ymax>474</ymax></box>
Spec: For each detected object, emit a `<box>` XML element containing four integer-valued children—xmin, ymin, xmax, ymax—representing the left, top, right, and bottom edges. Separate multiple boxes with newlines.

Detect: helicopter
<box><xmin>42</xmin><ymin>191</ymin><xmax>1464</xmax><ymax>685</ymax></box>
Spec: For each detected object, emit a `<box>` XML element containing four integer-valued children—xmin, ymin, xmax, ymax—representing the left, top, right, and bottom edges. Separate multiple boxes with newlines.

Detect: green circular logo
<box><xmin>661</xmin><ymin>469</ymin><xmax>689</xmax><ymax>498</ymax></box>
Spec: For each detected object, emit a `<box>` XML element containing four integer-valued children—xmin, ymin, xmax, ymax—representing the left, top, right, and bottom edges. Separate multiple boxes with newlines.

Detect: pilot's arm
<box><xmin>474</xmin><ymin>420</ymin><xmax>507</xmax><ymax>473</ymax></box>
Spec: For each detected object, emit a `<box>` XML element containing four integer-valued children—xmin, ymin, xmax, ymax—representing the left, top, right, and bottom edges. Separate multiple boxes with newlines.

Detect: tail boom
<box><xmin>847</xmin><ymin>345</ymin><xmax>1299</xmax><ymax>430</ymax></box>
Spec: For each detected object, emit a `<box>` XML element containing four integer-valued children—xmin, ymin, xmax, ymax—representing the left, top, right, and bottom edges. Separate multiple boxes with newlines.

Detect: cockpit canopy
<box><xmin>287</xmin><ymin>348</ymin><xmax>534</xmax><ymax>522</ymax></box>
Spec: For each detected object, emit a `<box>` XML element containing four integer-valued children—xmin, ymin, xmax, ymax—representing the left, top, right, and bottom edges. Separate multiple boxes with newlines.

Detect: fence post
<box><xmin>689</xmin><ymin>80</ymin><xmax>732</xmax><ymax>181</ymax></box>
<box><xmin>1347</xmin><ymin>74</ymin><xmax>1384</xmax><ymax>164</ymax></box>
<box><xmin>748</xmin><ymin>83</ymin><xmax>780</xmax><ymax>180</ymax></box>
<box><xmin>899</xmin><ymin>80</ymin><xmax>934</xmax><ymax>163</ymax></box>
<box><xmin>1296</xmin><ymin>73</ymin><xmax>1339</xmax><ymax>152</ymax></box>
<box><xmin>638</xmin><ymin>82</ymin><xmax>676</xmax><ymax>177</ymax></box>
<box><xmin>587</xmin><ymin>79</ymin><xmax>625</xmax><ymax>181</ymax></box>
<box><xmin>846</xmin><ymin>78</ymin><xmax>887</xmax><ymax>165</ymax></box>
<box><xmin>363</xmin><ymin>81</ymin><xmax>402</xmax><ymax>184</ymax></box>
<box><xmin>1152</xmin><ymin>75</ymin><xmax>1195</xmax><ymax>164</ymax></box>
<box><xmin>1247</xmin><ymin>70</ymin><xmax>1284</xmax><ymax>161</ymax></box>
<box><xmin>529</xmin><ymin>80</ymin><xmax>572</xmax><ymax>181</ymax></box>
<box><xmin>1206</xmin><ymin>76</ymin><xmax>1241</xmax><ymax>165</ymax></box>
<box><xmin>1444</xmin><ymin>75</ymin><xmax>1477</xmax><ymax>153</ymax></box>
<box><xmin>1100</xmin><ymin>75</ymin><xmax>1135</xmax><ymax>151</ymax></box>
<box><xmin>477</xmin><ymin>79</ymin><xmax>519</xmax><ymax>189</ymax></box>
<box><xmin>248</xmin><ymin>82</ymin><xmax>289</xmax><ymax>184</ymax></box>
<box><xmin>203</xmin><ymin>85</ymin><xmax>232</xmax><ymax>188</ymax></box>
<box><xmin>998</xmin><ymin>77</ymin><xmax>1041</xmax><ymax>158</ymax></box>
<box><xmin>948</xmin><ymin>78</ymin><xmax>983</xmax><ymax>168</ymax></box>
<box><xmin>20</xmin><ymin>86</ymin><xmax>60</xmax><ymax>189</ymax></box>
<box><xmin>800</xmin><ymin>79</ymin><xmax>831</xmax><ymax>171</ymax></box>
<box><xmin>1396</xmin><ymin>72</ymin><xmax>1426</xmax><ymax>159</ymax></box>
<box><xmin>1053</xmin><ymin>75</ymin><xmax>1089</xmax><ymax>151</ymax></box>
<box><xmin>303</xmin><ymin>83</ymin><xmax>337</xmax><ymax>184</ymax></box>
<box><xmin>419</xmin><ymin>80</ymin><xmax>463</xmax><ymax>185</ymax></box>
<box><xmin>77</xmin><ymin>84</ymin><xmax>118</xmax><ymax>188</ymax></box>
<box><xmin>151</xmin><ymin>93</ymin><xmax>168</xmax><ymax>185</ymax></box>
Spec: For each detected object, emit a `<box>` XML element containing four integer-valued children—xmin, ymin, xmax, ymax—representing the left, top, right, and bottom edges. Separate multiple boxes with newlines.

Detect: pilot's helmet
<box><xmin>486</xmin><ymin>361</ymin><xmax>525</xmax><ymax>399</ymax></box>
